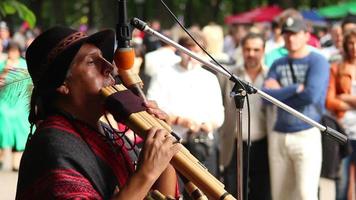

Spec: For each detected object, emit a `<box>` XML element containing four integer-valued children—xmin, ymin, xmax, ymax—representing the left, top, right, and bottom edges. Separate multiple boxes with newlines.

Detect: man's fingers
<box><xmin>152</xmin><ymin>129</ymin><xmax>167</xmax><ymax>139</ymax></box>
<box><xmin>146</xmin><ymin>127</ymin><xmax>158</xmax><ymax>140</ymax></box>
<box><xmin>170</xmin><ymin>143</ymin><xmax>181</xmax><ymax>155</ymax></box>
<box><xmin>163</xmin><ymin>135</ymin><xmax>178</xmax><ymax>144</ymax></box>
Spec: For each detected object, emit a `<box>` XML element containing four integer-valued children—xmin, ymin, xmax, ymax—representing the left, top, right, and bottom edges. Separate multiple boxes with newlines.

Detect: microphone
<box><xmin>115</xmin><ymin>0</ymin><xmax>147</xmax><ymax>102</ymax></box>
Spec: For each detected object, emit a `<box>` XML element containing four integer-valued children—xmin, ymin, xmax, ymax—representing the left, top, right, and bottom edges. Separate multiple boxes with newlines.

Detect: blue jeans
<box><xmin>337</xmin><ymin>140</ymin><xmax>356</xmax><ymax>199</ymax></box>
<box><xmin>336</xmin><ymin>156</ymin><xmax>350</xmax><ymax>200</ymax></box>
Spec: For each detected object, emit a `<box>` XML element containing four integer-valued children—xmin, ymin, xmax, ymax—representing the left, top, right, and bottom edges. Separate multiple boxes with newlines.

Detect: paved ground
<box><xmin>1</xmin><ymin>149</ymin><xmax>18</xmax><ymax>200</ymax></box>
<box><xmin>0</xmin><ymin>170</ymin><xmax>18</xmax><ymax>200</ymax></box>
<box><xmin>0</xmin><ymin>149</ymin><xmax>335</xmax><ymax>200</ymax></box>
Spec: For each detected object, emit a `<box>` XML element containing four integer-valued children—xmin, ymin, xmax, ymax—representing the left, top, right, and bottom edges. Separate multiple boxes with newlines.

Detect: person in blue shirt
<box><xmin>263</xmin><ymin>17</ymin><xmax>329</xmax><ymax>200</ymax></box>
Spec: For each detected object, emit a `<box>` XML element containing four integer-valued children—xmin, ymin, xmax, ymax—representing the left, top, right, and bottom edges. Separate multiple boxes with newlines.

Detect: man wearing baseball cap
<box><xmin>263</xmin><ymin>17</ymin><xmax>329</xmax><ymax>200</ymax></box>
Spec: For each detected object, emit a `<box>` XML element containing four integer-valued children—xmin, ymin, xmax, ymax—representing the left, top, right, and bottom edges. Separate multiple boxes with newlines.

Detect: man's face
<box><xmin>242</xmin><ymin>38</ymin><xmax>264</xmax><ymax>69</ymax></box>
<box><xmin>64</xmin><ymin>43</ymin><xmax>115</xmax><ymax>103</ymax></box>
<box><xmin>331</xmin><ymin>26</ymin><xmax>343</xmax><ymax>49</ymax></box>
<box><xmin>0</xmin><ymin>28</ymin><xmax>9</xmax><ymax>40</ymax></box>
<box><xmin>283</xmin><ymin>31</ymin><xmax>309</xmax><ymax>53</ymax></box>
<box><xmin>346</xmin><ymin>35</ymin><xmax>356</xmax><ymax>60</ymax></box>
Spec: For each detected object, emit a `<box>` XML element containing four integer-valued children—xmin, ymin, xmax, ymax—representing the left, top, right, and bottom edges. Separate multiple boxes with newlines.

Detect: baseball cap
<box><xmin>282</xmin><ymin>17</ymin><xmax>307</xmax><ymax>33</ymax></box>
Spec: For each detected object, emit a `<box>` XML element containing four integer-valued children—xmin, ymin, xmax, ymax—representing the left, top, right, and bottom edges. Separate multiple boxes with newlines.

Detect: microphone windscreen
<box><xmin>114</xmin><ymin>48</ymin><xmax>135</xmax><ymax>70</ymax></box>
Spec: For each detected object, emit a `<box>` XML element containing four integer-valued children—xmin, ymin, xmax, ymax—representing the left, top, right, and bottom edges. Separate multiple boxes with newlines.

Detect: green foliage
<box><xmin>13</xmin><ymin>0</ymin><xmax>350</xmax><ymax>30</ymax></box>
<box><xmin>0</xmin><ymin>68</ymin><xmax>32</xmax><ymax>107</ymax></box>
<box><xmin>0</xmin><ymin>0</ymin><xmax>36</xmax><ymax>28</ymax></box>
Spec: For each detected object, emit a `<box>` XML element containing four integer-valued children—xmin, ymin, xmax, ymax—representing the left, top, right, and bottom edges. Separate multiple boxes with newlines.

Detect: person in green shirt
<box><xmin>0</xmin><ymin>41</ymin><xmax>32</xmax><ymax>171</ymax></box>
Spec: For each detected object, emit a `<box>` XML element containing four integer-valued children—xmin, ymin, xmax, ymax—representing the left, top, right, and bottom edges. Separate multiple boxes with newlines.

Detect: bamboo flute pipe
<box><xmin>101</xmin><ymin>85</ymin><xmax>235</xmax><ymax>200</ymax></box>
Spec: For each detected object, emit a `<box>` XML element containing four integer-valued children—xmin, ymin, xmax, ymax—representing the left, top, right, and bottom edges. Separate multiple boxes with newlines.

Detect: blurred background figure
<box><xmin>143</xmin><ymin>30</ymin><xmax>180</xmax><ymax>90</ymax></box>
<box><xmin>143</xmin><ymin>19</ymin><xmax>162</xmax><ymax>53</ymax></box>
<box><xmin>12</xmin><ymin>22</ymin><xmax>29</xmax><ymax>52</ymax></box>
<box><xmin>265</xmin><ymin>19</ymin><xmax>285</xmax><ymax>54</ymax></box>
<box><xmin>0</xmin><ymin>41</ymin><xmax>32</xmax><ymax>171</ymax></box>
<box><xmin>321</xmin><ymin>24</ymin><xmax>343</xmax><ymax>63</ymax></box>
<box><xmin>223</xmin><ymin>24</ymin><xmax>248</xmax><ymax>66</ymax></box>
<box><xmin>147</xmin><ymin>31</ymin><xmax>224</xmax><ymax>199</ymax></box>
<box><xmin>0</xmin><ymin>21</ymin><xmax>11</xmax><ymax>50</ymax></box>
<box><xmin>0</xmin><ymin>38</ymin><xmax>7</xmax><ymax>62</ymax></box>
<box><xmin>326</xmin><ymin>29</ymin><xmax>356</xmax><ymax>200</ymax></box>
<box><xmin>218</xmin><ymin>32</ymin><xmax>271</xmax><ymax>200</ymax></box>
<box><xmin>263</xmin><ymin>16</ymin><xmax>329</xmax><ymax>200</ymax></box>
<box><xmin>202</xmin><ymin>23</ymin><xmax>234</xmax><ymax>67</ymax></box>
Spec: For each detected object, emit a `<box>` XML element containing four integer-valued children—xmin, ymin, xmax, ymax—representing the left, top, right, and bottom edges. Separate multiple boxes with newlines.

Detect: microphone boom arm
<box><xmin>131</xmin><ymin>17</ymin><xmax>347</xmax><ymax>144</ymax></box>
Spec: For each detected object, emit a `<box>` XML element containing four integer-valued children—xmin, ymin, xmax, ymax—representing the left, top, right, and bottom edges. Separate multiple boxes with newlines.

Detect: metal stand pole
<box><xmin>231</xmin><ymin>85</ymin><xmax>247</xmax><ymax>200</ymax></box>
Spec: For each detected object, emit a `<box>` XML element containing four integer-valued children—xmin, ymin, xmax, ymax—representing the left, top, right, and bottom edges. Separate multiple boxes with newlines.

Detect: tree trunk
<box><xmin>267</xmin><ymin>0</ymin><xmax>278</xmax><ymax>6</ymax></box>
<box><xmin>28</xmin><ymin>0</ymin><xmax>44</xmax><ymax>28</ymax></box>
<box><xmin>184</xmin><ymin>0</ymin><xmax>194</xmax><ymax>27</ymax></box>
<box><xmin>310</xmin><ymin>0</ymin><xmax>318</xmax><ymax>9</ymax></box>
<box><xmin>52</xmin><ymin>0</ymin><xmax>65</xmax><ymax>25</ymax></box>
<box><xmin>213</xmin><ymin>0</ymin><xmax>223</xmax><ymax>22</ymax></box>
<box><xmin>99</xmin><ymin>0</ymin><xmax>117</xmax><ymax>29</ymax></box>
<box><xmin>87</xmin><ymin>0</ymin><xmax>94</xmax><ymax>29</ymax></box>
<box><xmin>232</xmin><ymin>0</ymin><xmax>239</xmax><ymax>14</ymax></box>
<box><xmin>280</xmin><ymin>0</ymin><xmax>294</xmax><ymax>8</ymax></box>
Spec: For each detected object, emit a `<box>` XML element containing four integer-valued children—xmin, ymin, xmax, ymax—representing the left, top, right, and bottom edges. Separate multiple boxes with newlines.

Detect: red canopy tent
<box><xmin>224</xmin><ymin>5</ymin><xmax>283</xmax><ymax>24</ymax></box>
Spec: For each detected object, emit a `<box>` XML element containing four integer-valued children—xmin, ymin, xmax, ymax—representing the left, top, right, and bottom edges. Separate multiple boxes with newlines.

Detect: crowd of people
<box><xmin>0</xmin><ymin>8</ymin><xmax>356</xmax><ymax>200</ymax></box>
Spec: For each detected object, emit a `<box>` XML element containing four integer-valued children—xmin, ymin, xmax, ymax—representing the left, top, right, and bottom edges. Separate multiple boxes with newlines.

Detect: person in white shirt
<box><xmin>144</xmin><ymin>31</ymin><xmax>181</xmax><ymax>78</ymax></box>
<box><xmin>147</xmin><ymin>31</ymin><xmax>224</xmax><ymax>185</ymax></box>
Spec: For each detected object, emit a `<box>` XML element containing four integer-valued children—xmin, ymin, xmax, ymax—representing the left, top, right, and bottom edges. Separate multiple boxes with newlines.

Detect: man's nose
<box><xmin>248</xmin><ymin>50</ymin><xmax>255</xmax><ymax>57</ymax></box>
<box><xmin>101</xmin><ymin>58</ymin><xmax>114</xmax><ymax>75</ymax></box>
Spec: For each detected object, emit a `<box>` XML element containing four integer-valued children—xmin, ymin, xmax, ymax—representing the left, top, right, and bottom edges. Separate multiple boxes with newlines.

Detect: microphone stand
<box><xmin>130</xmin><ymin>17</ymin><xmax>347</xmax><ymax>144</ymax></box>
<box><xmin>231</xmin><ymin>84</ymin><xmax>246</xmax><ymax>200</ymax></box>
<box><xmin>131</xmin><ymin>17</ymin><xmax>348</xmax><ymax>200</ymax></box>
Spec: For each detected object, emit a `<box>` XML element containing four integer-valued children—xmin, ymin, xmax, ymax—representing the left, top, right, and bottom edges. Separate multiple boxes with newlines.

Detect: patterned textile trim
<box><xmin>47</xmin><ymin>32</ymin><xmax>87</xmax><ymax>64</ymax></box>
<box><xmin>17</xmin><ymin>168</ymin><xmax>102</xmax><ymax>200</ymax></box>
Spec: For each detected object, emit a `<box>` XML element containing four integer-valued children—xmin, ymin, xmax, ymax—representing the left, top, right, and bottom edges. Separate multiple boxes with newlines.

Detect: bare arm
<box><xmin>153</xmin><ymin>164</ymin><xmax>178</xmax><ymax>197</ymax></box>
<box><xmin>338</xmin><ymin>93</ymin><xmax>356</xmax><ymax>109</ymax></box>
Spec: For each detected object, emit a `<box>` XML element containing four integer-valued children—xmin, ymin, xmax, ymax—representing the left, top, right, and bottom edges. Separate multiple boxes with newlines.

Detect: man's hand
<box><xmin>137</xmin><ymin>128</ymin><xmax>180</xmax><ymax>181</ymax></box>
<box><xmin>200</xmin><ymin>122</ymin><xmax>213</xmax><ymax>133</ymax></box>
<box><xmin>175</xmin><ymin>117</ymin><xmax>200</xmax><ymax>134</ymax></box>
<box><xmin>264</xmin><ymin>78</ymin><xmax>281</xmax><ymax>89</ymax></box>
<box><xmin>297</xmin><ymin>84</ymin><xmax>304</xmax><ymax>93</ymax></box>
<box><xmin>144</xmin><ymin>100</ymin><xmax>169</xmax><ymax>121</ymax></box>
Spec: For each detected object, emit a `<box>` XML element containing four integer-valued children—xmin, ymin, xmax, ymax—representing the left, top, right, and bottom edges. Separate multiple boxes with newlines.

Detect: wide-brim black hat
<box><xmin>26</xmin><ymin>26</ymin><xmax>115</xmax><ymax>92</ymax></box>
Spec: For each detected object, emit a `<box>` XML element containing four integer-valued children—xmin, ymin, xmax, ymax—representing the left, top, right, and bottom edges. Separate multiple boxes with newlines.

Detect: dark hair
<box><xmin>342</xmin><ymin>14</ymin><xmax>356</xmax><ymax>31</ymax></box>
<box><xmin>241</xmin><ymin>32</ymin><xmax>265</xmax><ymax>48</ymax></box>
<box><xmin>271</xmin><ymin>20</ymin><xmax>280</xmax><ymax>29</ymax></box>
<box><xmin>343</xmin><ymin>29</ymin><xmax>356</xmax><ymax>61</ymax></box>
